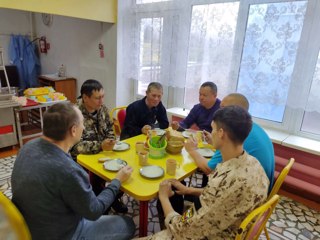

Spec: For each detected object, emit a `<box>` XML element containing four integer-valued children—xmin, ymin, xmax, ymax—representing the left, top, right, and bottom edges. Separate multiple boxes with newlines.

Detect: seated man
<box><xmin>70</xmin><ymin>79</ymin><xmax>127</xmax><ymax>213</ymax></box>
<box><xmin>120</xmin><ymin>82</ymin><xmax>169</xmax><ymax>140</ymax></box>
<box><xmin>11</xmin><ymin>102</ymin><xmax>135</xmax><ymax>240</ymax></box>
<box><xmin>171</xmin><ymin>82</ymin><xmax>221</xmax><ymax>132</ymax></box>
<box><xmin>186</xmin><ymin>93</ymin><xmax>275</xmax><ymax>190</ymax></box>
<box><xmin>142</xmin><ymin>106</ymin><xmax>269</xmax><ymax>240</ymax></box>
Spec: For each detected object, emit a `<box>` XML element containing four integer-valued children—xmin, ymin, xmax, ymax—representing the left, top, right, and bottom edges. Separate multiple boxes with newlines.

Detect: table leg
<box><xmin>14</xmin><ymin>108</ymin><xmax>23</xmax><ymax>148</ymax></box>
<box><xmin>139</xmin><ymin>200</ymin><xmax>149</xmax><ymax>237</ymax></box>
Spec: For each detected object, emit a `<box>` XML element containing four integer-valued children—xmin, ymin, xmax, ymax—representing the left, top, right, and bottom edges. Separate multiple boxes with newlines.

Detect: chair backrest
<box><xmin>117</xmin><ymin>109</ymin><xmax>126</xmax><ymax>130</ymax></box>
<box><xmin>235</xmin><ymin>194</ymin><xmax>280</xmax><ymax>240</ymax></box>
<box><xmin>110</xmin><ymin>106</ymin><xmax>127</xmax><ymax>135</ymax></box>
<box><xmin>268</xmin><ymin>158</ymin><xmax>295</xmax><ymax>200</ymax></box>
<box><xmin>0</xmin><ymin>192</ymin><xmax>31</xmax><ymax>240</ymax></box>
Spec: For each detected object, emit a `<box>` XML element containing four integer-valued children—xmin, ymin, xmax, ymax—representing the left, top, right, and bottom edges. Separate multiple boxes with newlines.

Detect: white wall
<box><xmin>0</xmin><ymin>8</ymin><xmax>119</xmax><ymax>108</ymax></box>
<box><xmin>34</xmin><ymin>13</ymin><xmax>117</xmax><ymax>107</ymax></box>
<box><xmin>0</xmin><ymin>9</ymin><xmax>32</xmax><ymax>64</ymax></box>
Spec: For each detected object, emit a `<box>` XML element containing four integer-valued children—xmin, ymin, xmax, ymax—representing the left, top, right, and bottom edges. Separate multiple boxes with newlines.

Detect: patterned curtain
<box><xmin>237</xmin><ymin>2</ymin><xmax>307</xmax><ymax>121</ymax></box>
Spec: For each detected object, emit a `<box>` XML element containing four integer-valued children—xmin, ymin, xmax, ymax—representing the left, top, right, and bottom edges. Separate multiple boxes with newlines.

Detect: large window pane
<box><xmin>138</xmin><ymin>17</ymin><xmax>163</xmax><ymax>95</ymax></box>
<box><xmin>237</xmin><ymin>1</ymin><xmax>307</xmax><ymax>122</ymax></box>
<box><xmin>185</xmin><ymin>2</ymin><xmax>239</xmax><ymax>108</ymax></box>
<box><xmin>301</xmin><ymin>51</ymin><xmax>320</xmax><ymax>135</ymax></box>
<box><xmin>136</xmin><ymin>0</ymin><xmax>170</xmax><ymax>4</ymax></box>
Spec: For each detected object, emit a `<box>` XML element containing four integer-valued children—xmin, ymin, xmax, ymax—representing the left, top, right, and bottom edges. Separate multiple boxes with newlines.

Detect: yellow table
<box><xmin>77</xmin><ymin>134</ymin><xmax>198</xmax><ymax>237</ymax></box>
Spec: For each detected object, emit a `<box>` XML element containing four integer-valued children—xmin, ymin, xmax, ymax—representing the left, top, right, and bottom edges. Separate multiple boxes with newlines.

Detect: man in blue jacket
<box><xmin>121</xmin><ymin>82</ymin><xmax>169</xmax><ymax>139</ymax></box>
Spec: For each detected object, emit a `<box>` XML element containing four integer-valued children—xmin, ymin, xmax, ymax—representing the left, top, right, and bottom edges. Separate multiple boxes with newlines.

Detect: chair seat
<box><xmin>0</xmin><ymin>192</ymin><xmax>31</xmax><ymax>239</ymax></box>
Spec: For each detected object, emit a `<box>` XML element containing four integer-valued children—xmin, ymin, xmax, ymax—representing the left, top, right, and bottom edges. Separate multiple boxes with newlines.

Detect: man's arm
<box><xmin>185</xmin><ymin>138</ymin><xmax>212</xmax><ymax>175</ymax></box>
<box><xmin>158</xmin><ymin>180</ymin><xmax>176</xmax><ymax>217</ymax></box>
<box><xmin>63</xmin><ymin>165</ymin><xmax>132</xmax><ymax>221</ymax></box>
<box><xmin>179</xmin><ymin>106</ymin><xmax>197</xmax><ymax>130</ymax></box>
<box><xmin>70</xmin><ymin>136</ymin><xmax>102</xmax><ymax>158</ymax></box>
<box><xmin>170</xmin><ymin>179</ymin><xmax>203</xmax><ymax>197</ymax></box>
<box><xmin>188</xmin><ymin>150</ymin><xmax>213</xmax><ymax>175</ymax></box>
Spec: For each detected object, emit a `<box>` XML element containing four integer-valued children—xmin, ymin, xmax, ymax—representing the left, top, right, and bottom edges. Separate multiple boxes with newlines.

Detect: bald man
<box><xmin>185</xmin><ymin>93</ymin><xmax>275</xmax><ymax>191</ymax></box>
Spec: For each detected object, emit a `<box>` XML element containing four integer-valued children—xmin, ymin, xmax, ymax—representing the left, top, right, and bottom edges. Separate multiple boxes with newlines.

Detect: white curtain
<box><xmin>119</xmin><ymin>0</ymin><xmax>320</xmax><ymax>114</ymax></box>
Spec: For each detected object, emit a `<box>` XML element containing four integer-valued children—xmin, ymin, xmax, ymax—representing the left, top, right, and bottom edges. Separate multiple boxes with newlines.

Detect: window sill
<box><xmin>167</xmin><ymin>107</ymin><xmax>320</xmax><ymax>156</ymax></box>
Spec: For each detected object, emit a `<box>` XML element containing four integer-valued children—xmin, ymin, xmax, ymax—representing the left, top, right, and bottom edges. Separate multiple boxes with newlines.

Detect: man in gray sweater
<box><xmin>11</xmin><ymin>102</ymin><xmax>135</xmax><ymax>240</ymax></box>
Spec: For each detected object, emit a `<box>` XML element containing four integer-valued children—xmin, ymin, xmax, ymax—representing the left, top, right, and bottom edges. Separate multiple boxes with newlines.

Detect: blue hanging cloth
<box><xmin>8</xmin><ymin>35</ymin><xmax>41</xmax><ymax>89</ymax></box>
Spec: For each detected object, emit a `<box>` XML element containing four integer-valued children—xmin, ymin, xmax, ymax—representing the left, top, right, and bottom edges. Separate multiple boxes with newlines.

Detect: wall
<box><xmin>0</xmin><ymin>0</ymin><xmax>117</xmax><ymax>23</ymax></box>
<box><xmin>0</xmin><ymin>9</ymin><xmax>31</xmax><ymax>64</ymax></box>
<box><xmin>0</xmin><ymin>8</ymin><xmax>118</xmax><ymax>108</ymax></box>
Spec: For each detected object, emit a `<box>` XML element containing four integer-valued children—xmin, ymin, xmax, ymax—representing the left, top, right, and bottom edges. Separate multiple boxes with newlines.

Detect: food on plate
<box><xmin>103</xmin><ymin>159</ymin><xmax>127</xmax><ymax>171</ymax></box>
<box><xmin>140</xmin><ymin>166</ymin><xmax>164</xmax><ymax>178</ymax></box>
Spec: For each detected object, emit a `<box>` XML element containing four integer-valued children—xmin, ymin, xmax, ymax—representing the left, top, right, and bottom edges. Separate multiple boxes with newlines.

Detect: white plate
<box><xmin>113</xmin><ymin>142</ymin><xmax>130</xmax><ymax>151</ymax></box>
<box><xmin>140</xmin><ymin>165</ymin><xmax>164</xmax><ymax>179</ymax></box>
<box><xmin>197</xmin><ymin>148</ymin><xmax>215</xmax><ymax>158</ymax></box>
<box><xmin>182</xmin><ymin>130</ymin><xmax>194</xmax><ymax>138</ymax></box>
<box><xmin>103</xmin><ymin>159</ymin><xmax>127</xmax><ymax>171</ymax></box>
<box><xmin>154</xmin><ymin>128</ymin><xmax>166</xmax><ymax>136</ymax></box>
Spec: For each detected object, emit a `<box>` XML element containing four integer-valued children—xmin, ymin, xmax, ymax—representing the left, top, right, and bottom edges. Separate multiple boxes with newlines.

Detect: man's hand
<box><xmin>101</xmin><ymin>139</ymin><xmax>116</xmax><ymax>151</ymax></box>
<box><xmin>169</xmin><ymin>179</ymin><xmax>189</xmax><ymax>195</ymax></box>
<box><xmin>159</xmin><ymin>180</ymin><xmax>175</xmax><ymax>199</ymax></box>
<box><xmin>171</xmin><ymin>121</ymin><xmax>180</xmax><ymax>130</ymax></box>
<box><xmin>203</xmin><ymin>130</ymin><xmax>213</xmax><ymax>145</ymax></box>
<box><xmin>184</xmin><ymin>137</ymin><xmax>198</xmax><ymax>153</ymax></box>
<box><xmin>115</xmin><ymin>165</ymin><xmax>133</xmax><ymax>183</ymax></box>
<box><xmin>141</xmin><ymin>125</ymin><xmax>152</xmax><ymax>135</ymax></box>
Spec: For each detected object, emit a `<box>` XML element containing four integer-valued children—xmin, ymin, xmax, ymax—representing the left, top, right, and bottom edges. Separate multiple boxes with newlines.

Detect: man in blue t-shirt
<box><xmin>185</xmin><ymin>93</ymin><xmax>275</xmax><ymax>191</ymax></box>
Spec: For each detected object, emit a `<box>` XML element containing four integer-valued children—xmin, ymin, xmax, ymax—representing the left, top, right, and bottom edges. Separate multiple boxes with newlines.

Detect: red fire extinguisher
<box><xmin>39</xmin><ymin>36</ymin><xmax>47</xmax><ymax>53</ymax></box>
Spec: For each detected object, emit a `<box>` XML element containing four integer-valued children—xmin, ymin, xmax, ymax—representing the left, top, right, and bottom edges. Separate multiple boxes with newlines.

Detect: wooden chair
<box><xmin>235</xmin><ymin>194</ymin><xmax>280</xmax><ymax>240</ymax></box>
<box><xmin>109</xmin><ymin>106</ymin><xmax>127</xmax><ymax>135</ymax></box>
<box><xmin>0</xmin><ymin>192</ymin><xmax>31</xmax><ymax>240</ymax></box>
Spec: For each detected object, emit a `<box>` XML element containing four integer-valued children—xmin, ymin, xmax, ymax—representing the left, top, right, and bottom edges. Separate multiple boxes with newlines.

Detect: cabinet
<box><xmin>0</xmin><ymin>106</ymin><xmax>19</xmax><ymax>148</ymax></box>
<box><xmin>38</xmin><ymin>75</ymin><xmax>77</xmax><ymax>103</ymax></box>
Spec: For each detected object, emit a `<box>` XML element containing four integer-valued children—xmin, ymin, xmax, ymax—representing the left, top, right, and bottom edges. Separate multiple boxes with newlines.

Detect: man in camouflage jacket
<box><xmin>70</xmin><ymin>79</ymin><xmax>128</xmax><ymax>213</ymax></box>
<box><xmin>139</xmin><ymin>106</ymin><xmax>269</xmax><ymax>240</ymax></box>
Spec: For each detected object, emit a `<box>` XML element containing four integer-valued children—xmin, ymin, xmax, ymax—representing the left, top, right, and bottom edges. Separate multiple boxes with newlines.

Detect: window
<box><xmin>138</xmin><ymin>17</ymin><xmax>163</xmax><ymax>95</ymax></box>
<box><xmin>137</xmin><ymin>0</ymin><xmax>170</xmax><ymax>4</ymax></box>
<box><xmin>120</xmin><ymin>0</ymin><xmax>320</xmax><ymax>140</ymax></box>
<box><xmin>301</xmin><ymin>50</ymin><xmax>320</xmax><ymax>135</ymax></box>
<box><xmin>237</xmin><ymin>1</ymin><xmax>307</xmax><ymax>122</ymax></box>
<box><xmin>185</xmin><ymin>2</ymin><xmax>239</xmax><ymax>108</ymax></box>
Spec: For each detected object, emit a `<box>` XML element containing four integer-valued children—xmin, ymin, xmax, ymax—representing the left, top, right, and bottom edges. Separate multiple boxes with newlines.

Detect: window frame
<box><xmin>129</xmin><ymin>0</ymin><xmax>320</xmax><ymax>140</ymax></box>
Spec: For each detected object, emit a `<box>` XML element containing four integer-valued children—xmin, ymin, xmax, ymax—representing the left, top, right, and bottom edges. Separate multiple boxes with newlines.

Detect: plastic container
<box><xmin>58</xmin><ymin>64</ymin><xmax>66</xmax><ymax>77</ymax></box>
<box><xmin>149</xmin><ymin>136</ymin><xmax>167</xmax><ymax>159</ymax></box>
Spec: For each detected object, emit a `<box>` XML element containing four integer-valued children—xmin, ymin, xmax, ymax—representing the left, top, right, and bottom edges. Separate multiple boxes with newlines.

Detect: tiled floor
<box><xmin>1</xmin><ymin>155</ymin><xmax>319</xmax><ymax>239</ymax></box>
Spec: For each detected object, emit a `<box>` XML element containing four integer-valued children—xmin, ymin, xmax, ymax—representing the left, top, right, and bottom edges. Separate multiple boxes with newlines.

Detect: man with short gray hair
<box><xmin>12</xmin><ymin>102</ymin><xmax>135</xmax><ymax>240</ymax></box>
